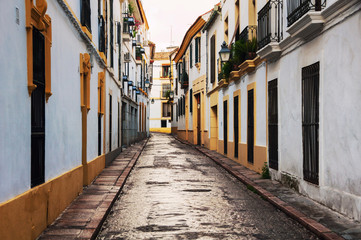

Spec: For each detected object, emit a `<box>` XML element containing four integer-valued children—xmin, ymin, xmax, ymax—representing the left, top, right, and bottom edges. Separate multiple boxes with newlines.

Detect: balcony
<box><xmin>257</xmin><ymin>0</ymin><xmax>283</xmax><ymax>60</ymax></box>
<box><xmin>122</xmin><ymin>13</ymin><xmax>132</xmax><ymax>42</ymax></box>
<box><xmin>239</xmin><ymin>25</ymin><xmax>257</xmax><ymax>42</ymax></box>
<box><xmin>286</xmin><ymin>0</ymin><xmax>326</xmax><ymax>39</ymax></box>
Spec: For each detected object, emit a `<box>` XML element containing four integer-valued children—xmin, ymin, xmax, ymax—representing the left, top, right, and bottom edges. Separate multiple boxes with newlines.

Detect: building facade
<box><xmin>149</xmin><ymin>48</ymin><xmax>178</xmax><ymax>133</ymax></box>
<box><xmin>172</xmin><ymin>0</ymin><xmax>361</xmax><ymax>221</ymax></box>
<box><xmin>0</xmin><ymin>0</ymin><xmax>151</xmax><ymax>239</ymax></box>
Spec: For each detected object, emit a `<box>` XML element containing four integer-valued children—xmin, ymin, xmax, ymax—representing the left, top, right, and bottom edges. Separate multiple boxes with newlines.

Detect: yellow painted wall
<box><xmin>0</xmin><ymin>166</ymin><xmax>83</xmax><ymax>240</ymax></box>
<box><xmin>150</xmin><ymin>128</ymin><xmax>171</xmax><ymax>133</ymax></box>
<box><xmin>86</xmin><ymin>155</ymin><xmax>106</xmax><ymax>185</ymax></box>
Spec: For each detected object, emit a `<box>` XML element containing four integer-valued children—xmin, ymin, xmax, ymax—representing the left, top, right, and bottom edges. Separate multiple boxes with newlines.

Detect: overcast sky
<box><xmin>142</xmin><ymin>0</ymin><xmax>220</xmax><ymax>52</ymax></box>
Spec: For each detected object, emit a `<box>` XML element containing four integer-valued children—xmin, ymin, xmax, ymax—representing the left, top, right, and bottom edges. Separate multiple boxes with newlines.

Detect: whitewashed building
<box><xmin>0</xmin><ymin>0</ymin><xmax>151</xmax><ymax>239</ymax></box>
<box><xmin>149</xmin><ymin>48</ymin><xmax>178</xmax><ymax>133</ymax></box>
<box><xmin>171</xmin><ymin>0</ymin><xmax>361</xmax><ymax>222</ymax></box>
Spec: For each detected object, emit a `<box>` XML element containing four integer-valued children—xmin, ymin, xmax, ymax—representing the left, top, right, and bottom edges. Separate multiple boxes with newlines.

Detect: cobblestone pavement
<box><xmin>97</xmin><ymin>133</ymin><xmax>319</xmax><ymax>240</ymax></box>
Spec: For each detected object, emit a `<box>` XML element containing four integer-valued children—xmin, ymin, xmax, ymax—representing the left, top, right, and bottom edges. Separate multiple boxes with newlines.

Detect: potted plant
<box><xmin>246</xmin><ymin>37</ymin><xmax>257</xmax><ymax>60</ymax></box>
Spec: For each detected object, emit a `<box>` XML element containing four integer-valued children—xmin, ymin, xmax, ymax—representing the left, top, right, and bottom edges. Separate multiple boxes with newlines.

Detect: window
<box><xmin>118</xmin><ymin>101</ymin><xmax>120</xmax><ymax>147</ymax></box>
<box><xmin>162</xmin><ymin>103</ymin><xmax>171</xmax><ymax>117</ymax></box>
<box><xmin>190</xmin><ymin>44</ymin><xmax>193</xmax><ymax>68</ymax></box>
<box><xmin>210</xmin><ymin>35</ymin><xmax>216</xmax><ymax>83</ymax></box>
<box><xmin>302</xmin><ymin>62</ymin><xmax>320</xmax><ymax>185</ymax></box>
<box><xmin>182</xmin><ymin>96</ymin><xmax>186</xmax><ymax>115</ymax></box>
<box><xmin>98</xmin><ymin>72</ymin><xmax>105</xmax><ymax>156</ymax></box>
<box><xmin>109</xmin><ymin>94</ymin><xmax>112</xmax><ymax>152</ymax></box>
<box><xmin>161</xmin><ymin>120</ymin><xmax>167</xmax><ymax>128</ymax></box>
<box><xmin>176</xmin><ymin>104</ymin><xmax>178</xmax><ymax>121</ymax></box>
<box><xmin>189</xmin><ymin>89</ymin><xmax>193</xmax><ymax>113</ymax></box>
<box><xmin>162</xmin><ymin>65</ymin><xmax>170</xmax><ymax>78</ymax></box>
<box><xmin>162</xmin><ymin>84</ymin><xmax>171</xmax><ymax>98</ymax></box>
<box><xmin>98</xmin><ymin>0</ymin><xmax>106</xmax><ymax>53</ymax></box>
<box><xmin>81</xmin><ymin>0</ymin><xmax>91</xmax><ymax>33</ymax></box>
<box><xmin>31</xmin><ymin>28</ymin><xmax>46</xmax><ymax>188</ymax></box>
<box><xmin>110</xmin><ymin>0</ymin><xmax>114</xmax><ymax>68</ymax></box>
<box><xmin>195</xmin><ymin>37</ymin><xmax>201</xmax><ymax>64</ymax></box>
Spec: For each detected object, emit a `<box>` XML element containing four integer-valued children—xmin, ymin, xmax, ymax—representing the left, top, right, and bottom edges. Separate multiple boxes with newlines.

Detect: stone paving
<box><xmin>96</xmin><ymin>133</ymin><xmax>320</xmax><ymax>239</ymax></box>
<box><xmin>179</xmin><ymin>138</ymin><xmax>361</xmax><ymax>240</ymax></box>
<box><xmin>38</xmin><ymin>139</ymin><xmax>147</xmax><ymax>240</ymax></box>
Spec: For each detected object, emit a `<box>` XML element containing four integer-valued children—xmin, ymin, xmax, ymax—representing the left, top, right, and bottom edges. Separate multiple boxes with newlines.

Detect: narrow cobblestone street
<box><xmin>96</xmin><ymin>133</ymin><xmax>319</xmax><ymax>239</ymax></box>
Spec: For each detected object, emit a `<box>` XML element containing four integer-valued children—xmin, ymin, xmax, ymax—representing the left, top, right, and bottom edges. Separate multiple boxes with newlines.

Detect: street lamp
<box><xmin>151</xmin><ymin>98</ymin><xmax>155</xmax><ymax>104</ymax></box>
<box><xmin>145</xmin><ymin>80</ymin><xmax>150</xmax><ymax>88</ymax></box>
<box><xmin>219</xmin><ymin>41</ymin><xmax>231</xmax><ymax>63</ymax></box>
<box><xmin>169</xmin><ymin>91</ymin><xmax>174</xmax><ymax>99</ymax></box>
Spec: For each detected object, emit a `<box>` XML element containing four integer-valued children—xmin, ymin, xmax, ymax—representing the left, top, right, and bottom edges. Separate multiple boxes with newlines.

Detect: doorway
<box><xmin>247</xmin><ymin>89</ymin><xmax>254</xmax><ymax>164</ymax></box>
<box><xmin>234</xmin><ymin>96</ymin><xmax>239</xmax><ymax>158</ymax></box>
<box><xmin>210</xmin><ymin>106</ymin><xmax>218</xmax><ymax>150</ymax></box>
<box><xmin>196</xmin><ymin>94</ymin><xmax>201</xmax><ymax>145</ymax></box>
<box><xmin>268</xmin><ymin>79</ymin><xmax>278</xmax><ymax>170</ymax></box>
<box><xmin>223</xmin><ymin>100</ymin><xmax>228</xmax><ymax>155</ymax></box>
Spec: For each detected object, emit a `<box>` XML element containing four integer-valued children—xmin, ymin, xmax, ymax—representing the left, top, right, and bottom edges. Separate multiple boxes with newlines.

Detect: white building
<box><xmin>149</xmin><ymin>48</ymin><xmax>178</xmax><ymax>133</ymax></box>
<box><xmin>172</xmin><ymin>0</ymin><xmax>361</xmax><ymax>221</ymax></box>
<box><xmin>0</xmin><ymin>0</ymin><xmax>151</xmax><ymax>238</ymax></box>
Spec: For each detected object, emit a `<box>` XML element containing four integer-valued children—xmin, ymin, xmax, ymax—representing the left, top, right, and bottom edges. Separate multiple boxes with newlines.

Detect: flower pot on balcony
<box><xmin>247</xmin><ymin>52</ymin><xmax>257</xmax><ymax>60</ymax></box>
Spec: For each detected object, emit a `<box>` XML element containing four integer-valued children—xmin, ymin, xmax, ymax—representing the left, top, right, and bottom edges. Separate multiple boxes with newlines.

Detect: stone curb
<box><xmin>89</xmin><ymin>139</ymin><xmax>149</xmax><ymax>240</ymax></box>
<box><xmin>38</xmin><ymin>137</ymin><xmax>149</xmax><ymax>240</ymax></box>
<box><xmin>173</xmin><ymin>136</ymin><xmax>344</xmax><ymax>240</ymax></box>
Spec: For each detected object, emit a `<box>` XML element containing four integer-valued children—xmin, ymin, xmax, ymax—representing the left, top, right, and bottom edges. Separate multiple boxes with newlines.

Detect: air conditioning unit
<box><xmin>124</xmin><ymin>52</ymin><xmax>130</xmax><ymax>62</ymax></box>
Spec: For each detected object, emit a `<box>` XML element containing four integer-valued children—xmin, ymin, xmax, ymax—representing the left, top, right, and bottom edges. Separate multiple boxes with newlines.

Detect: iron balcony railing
<box><xmin>239</xmin><ymin>25</ymin><xmax>257</xmax><ymax>42</ymax></box>
<box><xmin>287</xmin><ymin>0</ymin><xmax>326</xmax><ymax>27</ymax></box>
<box><xmin>258</xmin><ymin>0</ymin><xmax>283</xmax><ymax>50</ymax></box>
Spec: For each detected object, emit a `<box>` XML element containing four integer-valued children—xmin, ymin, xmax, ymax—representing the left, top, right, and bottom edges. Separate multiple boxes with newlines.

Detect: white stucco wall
<box><xmin>0</xmin><ymin>0</ymin><xmax>30</xmax><ymax>203</ymax></box>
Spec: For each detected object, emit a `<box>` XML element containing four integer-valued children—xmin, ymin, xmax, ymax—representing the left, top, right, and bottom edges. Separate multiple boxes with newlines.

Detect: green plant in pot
<box><xmin>246</xmin><ymin>37</ymin><xmax>257</xmax><ymax>60</ymax></box>
<box><xmin>221</xmin><ymin>61</ymin><xmax>233</xmax><ymax>79</ymax></box>
<box><xmin>232</xmin><ymin>39</ymin><xmax>247</xmax><ymax>65</ymax></box>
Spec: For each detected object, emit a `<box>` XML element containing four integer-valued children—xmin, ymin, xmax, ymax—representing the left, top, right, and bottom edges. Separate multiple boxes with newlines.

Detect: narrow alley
<box><xmin>96</xmin><ymin>133</ymin><xmax>318</xmax><ymax>239</ymax></box>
